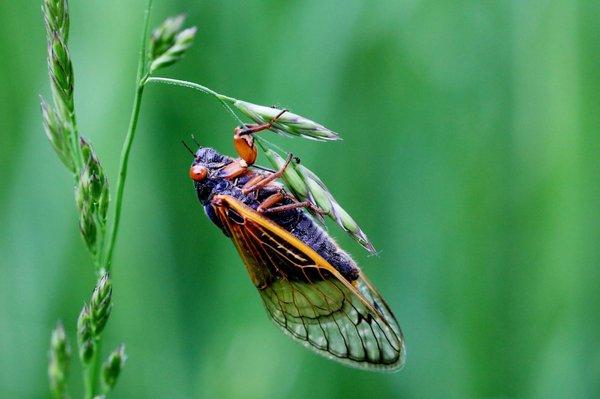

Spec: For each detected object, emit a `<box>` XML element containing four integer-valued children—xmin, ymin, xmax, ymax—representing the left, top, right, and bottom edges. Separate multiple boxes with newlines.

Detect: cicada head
<box><xmin>189</xmin><ymin>147</ymin><xmax>234</xmax><ymax>204</ymax></box>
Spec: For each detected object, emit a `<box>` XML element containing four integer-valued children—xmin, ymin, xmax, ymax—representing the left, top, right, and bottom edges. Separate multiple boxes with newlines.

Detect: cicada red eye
<box><xmin>189</xmin><ymin>164</ymin><xmax>208</xmax><ymax>181</ymax></box>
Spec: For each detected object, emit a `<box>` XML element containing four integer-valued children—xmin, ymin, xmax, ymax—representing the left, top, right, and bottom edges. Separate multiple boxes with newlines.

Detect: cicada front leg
<box><xmin>233</xmin><ymin>109</ymin><xmax>288</xmax><ymax>166</ymax></box>
<box><xmin>218</xmin><ymin>159</ymin><xmax>250</xmax><ymax>180</ymax></box>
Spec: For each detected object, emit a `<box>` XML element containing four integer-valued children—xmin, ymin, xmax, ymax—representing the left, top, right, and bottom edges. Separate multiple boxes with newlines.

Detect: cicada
<box><xmin>188</xmin><ymin>115</ymin><xmax>405</xmax><ymax>371</ymax></box>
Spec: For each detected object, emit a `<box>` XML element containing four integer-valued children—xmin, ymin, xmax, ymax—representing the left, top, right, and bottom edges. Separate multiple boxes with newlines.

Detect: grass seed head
<box><xmin>41</xmin><ymin>96</ymin><xmax>75</xmax><ymax>172</ymax></box>
<box><xmin>102</xmin><ymin>344</ymin><xmax>127</xmax><ymax>391</ymax></box>
<box><xmin>149</xmin><ymin>15</ymin><xmax>197</xmax><ymax>73</ymax></box>
<box><xmin>48</xmin><ymin>321</ymin><xmax>71</xmax><ymax>397</ymax></box>
<box><xmin>77</xmin><ymin>305</ymin><xmax>95</xmax><ymax>364</ymax></box>
<box><xmin>75</xmin><ymin>138</ymin><xmax>109</xmax><ymax>255</ymax></box>
<box><xmin>264</xmin><ymin>149</ymin><xmax>309</xmax><ymax>199</ymax></box>
<box><xmin>234</xmin><ymin>101</ymin><xmax>340</xmax><ymax>141</ymax></box>
<box><xmin>90</xmin><ymin>273</ymin><xmax>112</xmax><ymax>335</ymax></box>
<box><xmin>295</xmin><ymin>162</ymin><xmax>376</xmax><ymax>253</ymax></box>
<box><xmin>42</xmin><ymin>0</ymin><xmax>69</xmax><ymax>42</ymax></box>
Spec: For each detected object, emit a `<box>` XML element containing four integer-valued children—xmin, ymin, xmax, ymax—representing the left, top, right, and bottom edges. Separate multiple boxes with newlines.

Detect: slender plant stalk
<box><xmin>83</xmin><ymin>337</ymin><xmax>102</xmax><ymax>399</ymax></box>
<box><xmin>103</xmin><ymin>0</ymin><xmax>153</xmax><ymax>272</ymax></box>
<box><xmin>83</xmin><ymin>349</ymin><xmax>96</xmax><ymax>399</ymax></box>
<box><xmin>145</xmin><ymin>76</ymin><xmax>235</xmax><ymax>103</ymax></box>
<box><xmin>85</xmin><ymin>2</ymin><xmax>152</xmax><ymax>397</ymax></box>
<box><xmin>102</xmin><ymin>85</ymin><xmax>145</xmax><ymax>271</ymax></box>
<box><xmin>146</xmin><ymin>76</ymin><xmax>240</xmax><ymax>121</ymax></box>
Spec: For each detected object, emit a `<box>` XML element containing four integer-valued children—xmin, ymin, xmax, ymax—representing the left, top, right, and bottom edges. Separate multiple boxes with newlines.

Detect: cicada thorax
<box><xmin>189</xmin><ymin>149</ymin><xmax>360</xmax><ymax>284</ymax></box>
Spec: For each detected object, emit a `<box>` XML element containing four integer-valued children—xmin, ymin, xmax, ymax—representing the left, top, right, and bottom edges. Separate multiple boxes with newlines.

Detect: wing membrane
<box><xmin>212</xmin><ymin>194</ymin><xmax>405</xmax><ymax>371</ymax></box>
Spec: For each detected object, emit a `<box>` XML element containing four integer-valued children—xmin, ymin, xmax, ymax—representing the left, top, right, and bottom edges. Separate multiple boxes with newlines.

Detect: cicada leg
<box><xmin>242</xmin><ymin>153</ymin><xmax>293</xmax><ymax>195</ymax></box>
<box><xmin>234</xmin><ymin>109</ymin><xmax>288</xmax><ymax>165</ymax></box>
<box><xmin>262</xmin><ymin>199</ymin><xmax>327</xmax><ymax>215</ymax></box>
<box><xmin>257</xmin><ymin>190</ymin><xmax>326</xmax><ymax>215</ymax></box>
<box><xmin>256</xmin><ymin>192</ymin><xmax>285</xmax><ymax>212</ymax></box>
<box><xmin>219</xmin><ymin>159</ymin><xmax>249</xmax><ymax>180</ymax></box>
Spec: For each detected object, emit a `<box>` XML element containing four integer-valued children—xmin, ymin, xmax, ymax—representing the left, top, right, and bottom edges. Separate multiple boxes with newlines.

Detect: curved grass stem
<box><xmin>145</xmin><ymin>76</ymin><xmax>242</xmax><ymax>123</ymax></box>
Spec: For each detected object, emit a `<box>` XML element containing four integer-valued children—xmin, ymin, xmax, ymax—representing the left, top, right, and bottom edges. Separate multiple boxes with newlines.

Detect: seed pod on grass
<box><xmin>263</xmin><ymin>149</ymin><xmax>309</xmax><ymax>200</ymax></box>
<box><xmin>263</xmin><ymin>148</ymin><xmax>375</xmax><ymax>252</ymax></box>
<box><xmin>42</xmin><ymin>0</ymin><xmax>70</xmax><ymax>41</ymax></box>
<box><xmin>80</xmin><ymin>138</ymin><xmax>109</xmax><ymax>211</ymax></box>
<box><xmin>294</xmin><ymin>162</ymin><xmax>375</xmax><ymax>253</ymax></box>
<box><xmin>77</xmin><ymin>305</ymin><xmax>95</xmax><ymax>364</ymax></box>
<box><xmin>48</xmin><ymin>321</ymin><xmax>71</xmax><ymax>398</ymax></box>
<box><xmin>90</xmin><ymin>273</ymin><xmax>112</xmax><ymax>335</ymax></box>
<box><xmin>40</xmin><ymin>97</ymin><xmax>74</xmax><ymax>172</ymax></box>
<box><xmin>149</xmin><ymin>15</ymin><xmax>197</xmax><ymax>73</ymax></box>
<box><xmin>75</xmin><ymin>138</ymin><xmax>109</xmax><ymax>255</ymax></box>
<box><xmin>78</xmin><ymin>208</ymin><xmax>98</xmax><ymax>255</ymax></box>
<box><xmin>47</xmin><ymin>32</ymin><xmax>74</xmax><ymax>117</ymax></box>
<box><xmin>233</xmin><ymin>101</ymin><xmax>340</xmax><ymax>141</ymax></box>
<box><xmin>102</xmin><ymin>344</ymin><xmax>127</xmax><ymax>391</ymax></box>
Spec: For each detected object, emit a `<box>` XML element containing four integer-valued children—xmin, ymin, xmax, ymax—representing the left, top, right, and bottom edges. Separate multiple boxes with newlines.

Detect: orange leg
<box><xmin>262</xmin><ymin>200</ymin><xmax>326</xmax><ymax>215</ymax></box>
<box><xmin>241</xmin><ymin>174</ymin><xmax>263</xmax><ymax>188</ymax></box>
<box><xmin>233</xmin><ymin>109</ymin><xmax>289</xmax><ymax>165</ymax></box>
<box><xmin>239</xmin><ymin>109</ymin><xmax>288</xmax><ymax>135</ymax></box>
<box><xmin>256</xmin><ymin>190</ymin><xmax>326</xmax><ymax>215</ymax></box>
<box><xmin>219</xmin><ymin>160</ymin><xmax>249</xmax><ymax>180</ymax></box>
<box><xmin>242</xmin><ymin>153</ymin><xmax>293</xmax><ymax>195</ymax></box>
<box><xmin>256</xmin><ymin>192</ymin><xmax>285</xmax><ymax>212</ymax></box>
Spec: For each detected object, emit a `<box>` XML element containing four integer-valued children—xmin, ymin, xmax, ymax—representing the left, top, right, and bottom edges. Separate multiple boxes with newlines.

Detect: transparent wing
<box><xmin>212</xmin><ymin>195</ymin><xmax>405</xmax><ymax>371</ymax></box>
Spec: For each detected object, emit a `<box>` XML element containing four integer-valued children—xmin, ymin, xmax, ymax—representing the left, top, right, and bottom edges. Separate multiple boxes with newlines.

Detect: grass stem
<box><xmin>83</xmin><ymin>341</ymin><xmax>100</xmax><ymax>399</ymax></box>
<box><xmin>145</xmin><ymin>76</ymin><xmax>241</xmax><ymax>122</ymax></box>
<box><xmin>103</xmin><ymin>0</ymin><xmax>153</xmax><ymax>272</ymax></box>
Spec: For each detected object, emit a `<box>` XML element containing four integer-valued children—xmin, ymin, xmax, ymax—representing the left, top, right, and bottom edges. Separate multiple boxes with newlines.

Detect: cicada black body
<box><xmin>189</xmin><ymin>146</ymin><xmax>405</xmax><ymax>371</ymax></box>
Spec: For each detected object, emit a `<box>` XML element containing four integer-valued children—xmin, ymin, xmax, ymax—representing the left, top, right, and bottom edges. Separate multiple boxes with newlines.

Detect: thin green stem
<box><xmin>145</xmin><ymin>76</ymin><xmax>236</xmax><ymax>103</ymax></box>
<box><xmin>83</xmin><ymin>342</ymin><xmax>100</xmax><ymax>399</ymax></box>
<box><xmin>82</xmin><ymin>1</ymin><xmax>152</xmax><ymax>398</ymax></box>
<box><xmin>103</xmin><ymin>0</ymin><xmax>153</xmax><ymax>272</ymax></box>
<box><xmin>145</xmin><ymin>76</ymin><xmax>242</xmax><ymax>123</ymax></box>
<box><xmin>69</xmin><ymin>117</ymin><xmax>84</xmax><ymax>174</ymax></box>
<box><xmin>103</xmin><ymin>83</ymin><xmax>145</xmax><ymax>271</ymax></box>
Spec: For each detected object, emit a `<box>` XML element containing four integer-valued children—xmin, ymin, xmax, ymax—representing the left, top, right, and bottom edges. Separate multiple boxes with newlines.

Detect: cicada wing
<box><xmin>211</xmin><ymin>195</ymin><xmax>405</xmax><ymax>371</ymax></box>
<box><xmin>261</xmin><ymin>276</ymin><xmax>405</xmax><ymax>371</ymax></box>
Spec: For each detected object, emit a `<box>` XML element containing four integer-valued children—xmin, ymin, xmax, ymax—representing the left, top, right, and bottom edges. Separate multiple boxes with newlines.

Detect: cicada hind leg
<box><xmin>257</xmin><ymin>191</ymin><xmax>326</xmax><ymax>215</ymax></box>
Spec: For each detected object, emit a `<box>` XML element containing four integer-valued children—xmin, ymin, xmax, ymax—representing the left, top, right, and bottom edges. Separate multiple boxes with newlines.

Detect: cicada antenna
<box><xmin>182</xmin><ymin>140</ymin><xmax>195</xmax><ymax>157</ymax></box>
<box><xmin>191</xmin><ymin>134</ymin><xmax>200</xmax><ymax>147</ymax></box>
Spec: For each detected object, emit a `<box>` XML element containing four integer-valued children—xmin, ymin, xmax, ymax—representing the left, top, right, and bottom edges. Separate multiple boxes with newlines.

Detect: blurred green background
<box><xmin>1</xmin><ymin>0</ymin><xmax>599</xmax><ymax>398</ymax></box>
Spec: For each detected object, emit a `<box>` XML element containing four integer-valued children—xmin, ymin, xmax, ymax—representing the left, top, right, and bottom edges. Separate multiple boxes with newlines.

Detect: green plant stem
<box><xmin>83</xmin><ymin>1</ymin><xmax>152</xmax><ymax>397</ymax></box>
<box><xmin>83</xmin><ymin>340</ymin><xmax>101</xmax><ymax>399</ymax></box>
<box><xmin>103</xmin><ymin>82</ymin><xmax>146</xmax><ymax>272</ymax></box>
<box><xmin>103</xmin><ymin>0</ymin><xmax>153</xmax><ymax>272</ymax></box>
<box><xmin>145</xmin><ymin>76</ymin><xmax>240</xmax><ymax>121</ymax></box>
<box><xmin>69</xmin><ymin>117</ymin><xmax>84</xmax><ymax>174</ymax></box>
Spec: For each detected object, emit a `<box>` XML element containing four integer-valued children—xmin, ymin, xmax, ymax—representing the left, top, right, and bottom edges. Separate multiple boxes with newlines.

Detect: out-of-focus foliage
<box><xmin>1</xmin><ymin>1</ymin><xmax>599</xmax><ymax>398</ymax></box>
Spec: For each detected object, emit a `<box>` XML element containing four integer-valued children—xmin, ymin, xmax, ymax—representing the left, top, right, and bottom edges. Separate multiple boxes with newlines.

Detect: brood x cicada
<box><xmin>188</xmin><ymin>111</ymin><xmax>405</xmax><ymax>371</ymax></box>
